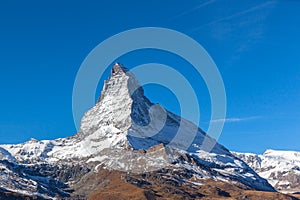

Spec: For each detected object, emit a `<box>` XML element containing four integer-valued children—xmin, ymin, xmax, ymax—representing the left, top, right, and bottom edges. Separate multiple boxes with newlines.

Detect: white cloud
<box><xmin>190</xmin><ymin>1</ymin><xmax>276</xmax><ymax>33</ymax></box>
<box><xmin>189</xmin><ymin>1</ymin><xmax>277</xmax><ymax>65</ymax></box>
<box><xmin>210</xmin><ymin>116</ymin><xmax>261</xmax><ymax>123</ymax></box>
<box><xmin>171</xmin><ymin>0</ymin><xmax>216</xmax><ymax>20</ymax></box>
<box><xmin>205</xmin><ymin>1</ymin><xmax>275</xmax><ymax>27</ymax></box>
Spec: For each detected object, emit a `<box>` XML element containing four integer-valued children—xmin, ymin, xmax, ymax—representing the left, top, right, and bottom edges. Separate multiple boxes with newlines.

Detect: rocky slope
<box><xmin>0</xmin><ymin>63</ymin><xmax>277</xmax><ymax>199</ymax></box>
<box><xmin>234</xmin><ymin>150</ymin><xmax>300</xmax><ymax>194</ymax></box>
<box><xmin>86</xmin><ymin>168</ymin><xmax>299</xmax><ymax>200</ymax></box>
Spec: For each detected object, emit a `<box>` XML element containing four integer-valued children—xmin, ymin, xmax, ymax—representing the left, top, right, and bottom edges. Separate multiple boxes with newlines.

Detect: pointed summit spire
<box><xmin>96</xmin><ymin>62</ymin><xmax>144</xmax><ymax>103</ymax></box>
<box><xmin>81</xmin><ymin>63</ymin><xmax>151</xmax><ymax>135</ymax></box>
<box><xmin>111</xmin><ymin>62</ymin><xmax>129</xmax><ymax>76</ymax></box>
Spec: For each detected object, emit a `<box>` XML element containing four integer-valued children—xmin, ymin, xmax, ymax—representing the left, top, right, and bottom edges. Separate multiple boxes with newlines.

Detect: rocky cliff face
<box><xmin>0</xmin><ymin>63</ymin><xmax>275</xmax><ymax>199</ymax></box>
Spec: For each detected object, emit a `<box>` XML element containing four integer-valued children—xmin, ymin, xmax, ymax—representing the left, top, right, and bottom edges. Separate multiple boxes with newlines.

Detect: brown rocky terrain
<box><xmin>65</xmin><ymin>167</ymin><xmax>299</xmax><ymax>200</ymax></box>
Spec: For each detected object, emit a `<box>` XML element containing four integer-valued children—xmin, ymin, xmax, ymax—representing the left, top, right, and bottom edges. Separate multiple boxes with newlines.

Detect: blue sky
<box><xmin>0</xmin><ymin>0</ymin><xmax>299</xmax><ymax>153</ymax></box>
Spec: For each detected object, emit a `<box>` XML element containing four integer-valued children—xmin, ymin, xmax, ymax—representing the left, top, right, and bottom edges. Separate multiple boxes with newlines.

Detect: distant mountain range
<box><xmin>234</xmin><ymin>150</ymin><xmax>300</xmax><ymax>194</ymax></box>
<box><xmin>0</xmin><ymin>63</ymin><xmax>299</xmax><ymax>199</ymax></box>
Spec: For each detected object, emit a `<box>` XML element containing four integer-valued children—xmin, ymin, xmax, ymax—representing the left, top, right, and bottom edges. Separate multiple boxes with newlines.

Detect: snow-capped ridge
<box><xmin>234</xmin><ymin>150</ymin><xmax>300</xmax><ymax>193</ymax></box>
<box><xmin>0</xmin><ymin>147</ymin><xmax>17</xmax><ymax>162</ymax></box>
<box><xmin>263</xmin><ymin>149</ymin><xmax>300</xmax><ymax>161</ymax></box>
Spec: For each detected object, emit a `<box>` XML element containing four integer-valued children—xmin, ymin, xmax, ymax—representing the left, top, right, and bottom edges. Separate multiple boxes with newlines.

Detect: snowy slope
<box><xmin>0</xmin><ymin>159</ymin><xmax>69</xmax><ymax>199</ymax></box>
<box><xmin>234</xmin><ymin>150</ymin><xmax>300</xmax><ymax>193</ymax></box>
<box><xmin>0</xmin><ymin>63</ymin><xmax>275</xmax><ymax>198</ymax></box>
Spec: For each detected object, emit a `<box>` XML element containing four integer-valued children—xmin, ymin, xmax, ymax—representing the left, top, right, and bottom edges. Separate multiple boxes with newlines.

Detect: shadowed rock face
<box><xmin>0</xmin><ymin>63</ymin><xmax>276</xmax><ymax>199</ymax></box>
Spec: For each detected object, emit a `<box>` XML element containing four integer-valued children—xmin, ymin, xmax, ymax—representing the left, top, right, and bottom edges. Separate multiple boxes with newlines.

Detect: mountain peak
<box><xmin>79</xmin><ymin>63</ymin><xmax>232</xmax><ymax>157</ymax></box>
<box><xmin>111</xmin><ymin>62</ymin><xmax>129</xmax><ymax>76</ymax></box>
<box><xmin>79</xmin><ymin>63</ymin><xmax>230</xmax><ymax>153</ymax></box>
<box><xmin>79</xmin><ymin>63</ymin><xmax>151</xmax><ymax>143</ymax></box>
<box><xmin>97</xmin><ymin>62</ymin><xmax>144</xmax><ymax>103</ymax></box>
